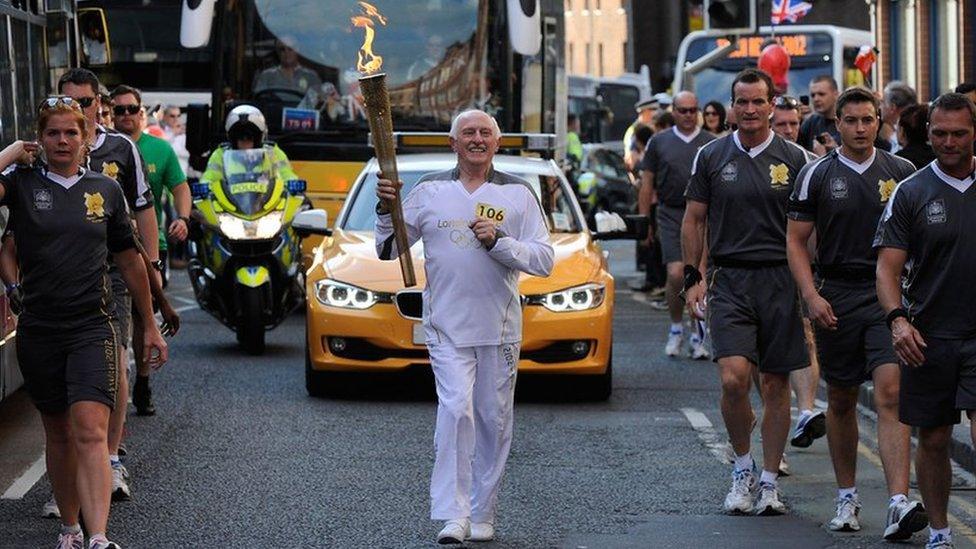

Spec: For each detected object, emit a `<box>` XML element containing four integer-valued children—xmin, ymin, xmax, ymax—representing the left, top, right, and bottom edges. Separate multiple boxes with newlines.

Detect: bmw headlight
<box><xmin>217</xmin><ymin>211</ymin><xmax>283</xmax><ymax>240</ymax></box>
<box><xmin>315</xmin><ymin>279</ymin><xmax>382</xmax><ymax>310</ymax></box>
<box><xmin>527</xmin><ymin>283</ymin><xmax>606</xmax><ymax>312</ymax></box>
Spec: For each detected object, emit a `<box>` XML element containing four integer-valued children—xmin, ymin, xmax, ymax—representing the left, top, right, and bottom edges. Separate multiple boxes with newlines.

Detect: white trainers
<box><xmin>754</xmin><ymin>481</ymin><xmax>786</xmax><ymax>516</ymax></box>
<box><xmin>111</xmin><ymin>463</ymin><xmax>132</xmax><ymax>501</ymax></box>
<box><xmin>827</xmin><ymin>493</ymin><xmax>861</xmax><ymax>531</ymax></box>
<box><xmin>927</xmin><ymin>533</ymin><xmax>954</xmax><ymax>548</ymax></box>
<box><xmin>42</xmin><ymin>495</ymin><xmax>61</xmax><ymax>518</ymax></box>
<box><xmin>723</xmin><ymin>467</ymin><xmax>756</xmax><ymax>514</ymax></box>
<box><xmin>56</xmin><ymin>530</ymin><xmax>84</xmax><ymax>549</ymax></box>
<box><xmin>467</xmin><ymin>521</ymin><xmax>494</xmax><ymax>542</ymax></box>
<box><xmin>665</xmin><ymin>330</ymin><xmax>684</xmax><ymax>357</ymax></box>
<box><xmin>884</xmin><ymin>498</ymin><xmax>928</xmax><ymax>541</ymax></box>
<box><xmin>437</xmin><ymin>519</ymin><xmax>470</xmax><ymax>545</ymax></box>
<box><xmin>689</xmin><ymin>334</ymin><xmax>710</xmax><ymax>360</ymax></box>
<box><xmin>778</xmin><ymin>453</ymin><xmax>791</xmax><ymax>477</ymax></box>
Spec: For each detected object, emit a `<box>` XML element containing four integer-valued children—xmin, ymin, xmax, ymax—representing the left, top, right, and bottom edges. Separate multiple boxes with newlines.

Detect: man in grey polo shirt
<box><xmin>683</xmin><ymin>69</ymin><xmax>811</xmax><ymax>516</ymax></box>
<box><xmin>787</xmin><ymin>87</ymin><xmax>925</xmax><ymax>539</ymax></box>
<box><xmin>875</xmin><ymin>92</ymin><xmax>976</xmax><ymax>549</ymax></box>
<box><xmin>638</xmin><ymin>91</ymin><xmax>713</xmax><ymax>359</ymax></box>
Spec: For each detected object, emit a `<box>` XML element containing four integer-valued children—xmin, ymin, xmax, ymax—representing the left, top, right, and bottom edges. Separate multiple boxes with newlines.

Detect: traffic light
<box><xmin>704</xmin><ymin>0</ymin><xmax>756</xmax><ymax>33</ymax></box>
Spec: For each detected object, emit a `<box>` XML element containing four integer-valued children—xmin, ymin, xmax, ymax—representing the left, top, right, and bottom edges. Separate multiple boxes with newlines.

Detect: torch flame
<box><xmin>352</xmin><ymin>2</ymin><xmax>388</xmax><ymax>75</ymax></box>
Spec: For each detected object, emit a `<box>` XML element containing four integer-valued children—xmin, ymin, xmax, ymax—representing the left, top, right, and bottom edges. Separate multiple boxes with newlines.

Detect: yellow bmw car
<box><xmin>296</xmin><ymin>141</ymin><xmax>636</xmax><ymax>400</ymax></box>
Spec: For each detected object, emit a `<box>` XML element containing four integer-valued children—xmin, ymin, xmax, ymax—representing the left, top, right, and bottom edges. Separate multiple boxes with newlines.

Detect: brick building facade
<box><xmin>873</xmin><ymin>0</ymin><xmax>976</xmax><ymax>100</ymax></box>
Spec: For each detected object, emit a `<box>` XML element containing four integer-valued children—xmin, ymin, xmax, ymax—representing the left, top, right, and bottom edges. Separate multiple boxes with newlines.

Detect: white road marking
<box><xmin>171</xmin><ymin>295</ymin><xmax>198</xmax><ymax>306</ymax></box>
<box><xmin>174</xmin><ymin>303</ymin><xmax>199</xmax><ymax>313</ymax></box>
<box><xmin>680</xmin><ymin>407</ymin><xmax>730</xmax><ymax>463</ymax></box>
<box><xmin>1</xmin><ymin>453</ymin><xmax>45</xmax><ymax>499</ymax></box>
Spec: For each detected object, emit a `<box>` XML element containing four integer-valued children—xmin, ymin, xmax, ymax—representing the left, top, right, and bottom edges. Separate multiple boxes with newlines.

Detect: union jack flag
<box><xmin>771</xmin><ymin>0</ymin><xmax>813</xmax><ymax>24</ymax></box>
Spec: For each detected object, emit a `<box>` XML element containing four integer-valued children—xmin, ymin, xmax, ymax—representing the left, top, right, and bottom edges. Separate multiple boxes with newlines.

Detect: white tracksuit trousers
<box><xmin>428</xmin><ymin>341</ymin><xmax>520</xmax><ymax>522</ymax></box>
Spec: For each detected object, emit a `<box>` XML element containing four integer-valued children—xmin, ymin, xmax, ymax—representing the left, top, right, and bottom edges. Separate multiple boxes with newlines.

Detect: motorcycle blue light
<box><xmin>190</xmin><ymin>182</ymin><xmax>210</xmax><ymax>199</ymax></box>
<box><xmin>287</xmin><ymin>179</ymin><xmax>307</xmax><ymax>194</ymax></box>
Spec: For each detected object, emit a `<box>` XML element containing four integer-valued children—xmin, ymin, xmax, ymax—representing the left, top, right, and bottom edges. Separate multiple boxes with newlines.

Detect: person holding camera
<box><xmin>798</xmin><ymin>75</ymin><xmax>841</xmax><ymax>155</ymax></box>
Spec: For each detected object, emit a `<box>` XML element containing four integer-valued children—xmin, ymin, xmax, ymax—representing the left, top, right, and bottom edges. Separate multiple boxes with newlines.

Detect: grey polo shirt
<box><xmin>640</xmin><ymin>126</ymin><xmax>715</xmax><ymax>208</ymax></box>
<box><xmin>873</xmin><ymin>159</ymin><xmax>976</xmax><ymax>338</ymax></box>
<box><xmin>0</xmin><ymin>166</ymin><xmax>135</xmax><ymax>321</ymax></box>
<box><xmin>88</xmin><ymin>125</ymin><xmax>153</xmax><ymax>212</ymax></box>
<box><xmin>685</xmin><ymin>130</ymin><xmax>811</xmax><ymax>262</ymax></box>
<box><xmin>789</xmin><ymin>148</ymin><xmax>917</xmax><ymax>269</ymax></box>
<box><xmin>798</xmin><ymin>112</ymin><xmax>841</xmax><ymax>152</ymax></box>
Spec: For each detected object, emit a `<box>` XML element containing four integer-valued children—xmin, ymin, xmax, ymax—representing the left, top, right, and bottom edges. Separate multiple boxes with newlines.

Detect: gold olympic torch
<box><xmin>352</xmin><ymin>2</ymin><xmax>417</xmax><ymax>287</ymax></box>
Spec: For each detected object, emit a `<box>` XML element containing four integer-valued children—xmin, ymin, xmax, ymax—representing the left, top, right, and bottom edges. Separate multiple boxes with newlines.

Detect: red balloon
<box><xmin>758</xmin><ymin>43</ymin><xmax>791</xmax><ymax>93</ymax></box>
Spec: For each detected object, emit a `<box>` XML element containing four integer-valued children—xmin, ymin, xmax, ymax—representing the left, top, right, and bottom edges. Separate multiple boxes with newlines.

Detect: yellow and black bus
<box><xmin>179</xmin><ymin>0</ymin><xmax>567</xmax><ymax>226</ymax></box>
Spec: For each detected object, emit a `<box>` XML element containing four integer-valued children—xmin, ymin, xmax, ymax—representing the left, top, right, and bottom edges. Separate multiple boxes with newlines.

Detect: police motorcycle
<box><xmin>187</xmin><ymin>106</ymin><xmax>308</xmax><ymax>355</ymax></box>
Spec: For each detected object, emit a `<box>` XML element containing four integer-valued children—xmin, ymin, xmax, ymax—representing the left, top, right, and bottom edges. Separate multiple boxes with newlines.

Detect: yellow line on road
<box><xmin>857</xmin><ymin>442</ymin><xmax>976</xmax><ymax>542</ymax></box>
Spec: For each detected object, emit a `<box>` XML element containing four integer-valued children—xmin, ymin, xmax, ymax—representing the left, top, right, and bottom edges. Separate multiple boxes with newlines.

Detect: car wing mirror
<box><xmin>293</xmin><ymin>209</ymin><xmax>332</xmax><ymax>237</ymax></box>
<box><xmin>592</xmin><ymin>212</ymin><xmax>647</xmax><ymax>241</ymax></box>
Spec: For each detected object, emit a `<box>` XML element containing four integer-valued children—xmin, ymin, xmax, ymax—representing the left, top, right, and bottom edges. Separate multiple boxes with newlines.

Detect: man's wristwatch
<box><xmin>150</xmin><ymin>260</ymin><xmax>165</xmax><ymax>273</ymax></box>
<box><xmin>682</xmin><ymin>264</ymin><xmax>703</xmax><ymax>292</ymax></box>
<box><xmin>885</xmin><ymin>308</ymin><xmax>909</xmax><ymax>330</ymax></box>
<box><xmin>178</xmin><ymin>215</ymin><xmax>190</xmax><ymax>225</ymax></box>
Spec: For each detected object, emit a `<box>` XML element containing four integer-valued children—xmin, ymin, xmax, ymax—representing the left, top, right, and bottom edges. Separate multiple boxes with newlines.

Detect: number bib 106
<box><xmin>475</xmin><ymin>202</ymin><xmax>505</xmax><ymax>225</ymax></box>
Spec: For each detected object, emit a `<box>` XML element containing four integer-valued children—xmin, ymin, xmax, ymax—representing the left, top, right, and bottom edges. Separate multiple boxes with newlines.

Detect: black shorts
<box><xmin>814</xmin><ymin>279</ymin><xmax>898</xmax><ymax>387</ymax></box>
<box><xmin>16</xmin><ymin>316</ymin><xmax>120</xmax><ymax>414</ymax></box>
<box><xmin>109</xmin><ymin>269</ymin><xmax>132</xmax><ymax>349</ymax></box>
<box><xmin>899</xmin><ymin>336</ymin><xmax>976</xmax><ymax>428</ymax></box>
<box><xmin>707</xmin><ymin>264</ymin><xmax>809</xmax><ymax>373</ymax></box>
<box><xmin>655</xmin><ymin>204</ymin><xmax>684</xmax><ymax>265</ymax></box>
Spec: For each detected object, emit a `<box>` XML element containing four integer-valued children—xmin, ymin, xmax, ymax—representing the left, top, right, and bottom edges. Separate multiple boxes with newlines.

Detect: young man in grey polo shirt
<box><xmin>787</xmin><ymin>87</ymin><xmax>925</xmax><ymax>539</ymax></box>
<box><xmin>683</xmin><ymin>69</ymin><xmax>811</xmax><ymax>516</ymax></box>
<box><xmin>875</xmin><ymin>92</ymin><xmax>976</xmax><ymax>549</ymax></box>
<box><xmin>638</xmin><ymin>91</ymin><xmax>713</xmax><ymax>359</ymax></box>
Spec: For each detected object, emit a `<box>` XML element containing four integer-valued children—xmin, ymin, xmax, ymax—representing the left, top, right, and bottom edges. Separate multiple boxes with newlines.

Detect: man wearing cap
<box><xmin>624</xmin><ymin>98</ymin><xmax>658</xmax><ymax>170</ymax></box>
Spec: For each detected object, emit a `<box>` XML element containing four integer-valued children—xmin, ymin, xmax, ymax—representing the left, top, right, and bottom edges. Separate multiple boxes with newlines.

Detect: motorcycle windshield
<box><xmin>220</xmin><ymin>148</ymin><xmax>277</xmax><ymax>216</ymax></box>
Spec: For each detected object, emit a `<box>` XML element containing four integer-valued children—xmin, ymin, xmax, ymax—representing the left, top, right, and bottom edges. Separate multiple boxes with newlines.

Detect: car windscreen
<box><xmin>342</xmin><ymin>169</ymin><xmax>582</xmax><ymax>234</ymax></box>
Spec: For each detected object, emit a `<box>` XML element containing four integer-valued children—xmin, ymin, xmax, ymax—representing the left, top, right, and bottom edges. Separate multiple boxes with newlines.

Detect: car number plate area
<box><xmin>412</xmin><ymin>323</ymin><xmax>426</xmax><ymax>346</ymax></box>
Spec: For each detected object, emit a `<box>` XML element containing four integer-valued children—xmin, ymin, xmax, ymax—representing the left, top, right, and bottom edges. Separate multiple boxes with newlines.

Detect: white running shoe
<box><xmin>723</xmin><ymin>467</ymin><xmax>756</xmax><ymax>514</ymax></box>
<box><xmin>778</xmin><ymin>453</ymin><xmax>791</xmax><ymax>477</ymax></box>
<box><xmin>87</xmin><ymin>538</ymin><xmax>121</xmax><ymax>549</ymax></box>
<box><xmin>665</xmin><ymin>330</ymin><xmax>684</xmax><ymax>357</ymax></box>
<box><xmin>42</xmin><ymin>495</ymin><xmax>61</xmax><ymax>518</ymax></box>
<box><xmin>467</xmin><ymin>521</ymin><xmax>494</xmax><ymax>542</ymax></box>
<box><xmin>437</xmin><ymin>519</ymin><xmax>470</xmax><ymax>545</ymax></box>
<box><xmin>56</xmin><ymin>530</ymin><xmax>84</xmax><ymax>549</ymax></box>
<box><xmin>926</xmin><ymin>534</ymin><xmax>953</xmax><ymax>548</ymax></box>
<box><xmin>884</xmin><ymin>498</ymin><xmax>928</xmax><ymax>541</ymax></box>
<box><xmin>111</xmin><ymin>463</ymin><xmax>132</xmax><ymax>501</ymax></box>
<box><xmin>827</xmin><ymin>494</ymin><xmax>861</xmax><ymax>531</ymax></box>
<box><xmin>688</xmin><ymin>334</ymin><xmax>710</xmax><ymax>360</ymax></box>
<box><xmin>754</xmin><ymin>482</ymin><xmax>786</xmax><ymax>516</ymax></box>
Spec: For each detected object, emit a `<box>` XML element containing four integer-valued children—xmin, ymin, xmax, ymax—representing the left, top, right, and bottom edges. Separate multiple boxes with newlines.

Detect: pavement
<box><xmin>0</xmin><ymin>242</ymin><xmax>975</xmax><ymax>547</ymax></box>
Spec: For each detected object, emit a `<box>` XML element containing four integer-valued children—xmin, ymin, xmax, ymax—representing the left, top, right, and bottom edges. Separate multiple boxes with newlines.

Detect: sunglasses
<box><xmin>113</xmin><ymin>104</ymin><xmax>142</xmax><ymax>116</ymax></box>
<box><xmin>703</xmin><ymin>110</ymin><xmax>719</xmax><ymax>116</ymax></box>
<box><xmin>674</xmin><ymin>106</ymin><xmax>698</xmax><ymax>115</ymax></box>
<box><xmin>38</xmin><ymin>96</ymin><xmax>86</xmax><ymax>112</ymax></box>
<box><xmin>773</xmin><ymin>96</ymin><xmax>801</xmax><ymax>108</ymax></box>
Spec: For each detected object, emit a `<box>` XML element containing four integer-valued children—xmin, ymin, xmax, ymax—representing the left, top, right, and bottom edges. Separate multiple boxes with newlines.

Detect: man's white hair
<box><xmin>449</xmin><ymin>109</ymin><xmax>501</xmax><ymax>139</ymax></box>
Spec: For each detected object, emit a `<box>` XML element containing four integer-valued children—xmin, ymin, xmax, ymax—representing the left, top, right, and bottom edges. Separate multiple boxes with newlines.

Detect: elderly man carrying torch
<box><xmin>374</xmin><ymin>110</ymin><xmax>554</xmax><ymax>544</ymax></box>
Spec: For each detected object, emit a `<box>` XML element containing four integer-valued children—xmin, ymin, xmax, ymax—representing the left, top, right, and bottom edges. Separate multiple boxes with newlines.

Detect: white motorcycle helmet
<box><xmin>225</xmin><ymin>104</ymin><xmax>267</xmax><ymax>148</ymax></box>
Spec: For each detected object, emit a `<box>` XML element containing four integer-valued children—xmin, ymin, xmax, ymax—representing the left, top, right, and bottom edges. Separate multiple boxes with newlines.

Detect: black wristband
<box><xmin>683</xmin><ymin>264</ymin><xmax>703</xmax><ymax>291</ymax></box>
<box><xmin>178</xmin><ymin>215</ymin><xmax>190</xmax><ymax>224</ymax></box>
<box><xmin>885</xmin><ymin>308</ymin><xmax>909</xmax><ymax>330</ymax></box>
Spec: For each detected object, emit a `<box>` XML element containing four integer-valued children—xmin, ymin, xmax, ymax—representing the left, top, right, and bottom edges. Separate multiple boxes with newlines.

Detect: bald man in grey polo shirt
<box><xmin>639</xmin><ymin>91</ymin><xmax>713</xmax><ymax>359</ymax></box>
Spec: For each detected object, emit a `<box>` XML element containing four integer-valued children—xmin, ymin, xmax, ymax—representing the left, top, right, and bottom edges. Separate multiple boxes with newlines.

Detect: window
<box><xmin>585</xmin><ymin>43</ymin><xmax>591</xmax><ymax>74</ymax></box>
<box><xmin>598</xmin><ymin>43</ymin><xmax>604</xmax><ymax>76</ymax></box>
<box><xmin>569</xmin><ymin>42</ymin><xmax>574</xmax><ymax>72</ymax></box>
<box><xmin>934</xmin><ymin>0</ymin><xmax>960</xmax><ymax>94</ymax></box>
<box><xmin>895</xmin><ymin>0</ymin><xmax>918</xmax><ymax>91</ymax></box>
